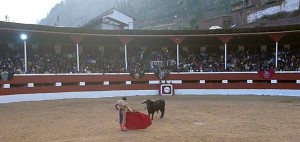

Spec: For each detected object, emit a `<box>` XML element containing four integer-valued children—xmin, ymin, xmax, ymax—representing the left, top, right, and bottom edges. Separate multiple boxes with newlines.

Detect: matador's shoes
<box><xmin>121</xmin><ymin>124</ymin><xmax>128</xmax><ymax>132</ymax></box>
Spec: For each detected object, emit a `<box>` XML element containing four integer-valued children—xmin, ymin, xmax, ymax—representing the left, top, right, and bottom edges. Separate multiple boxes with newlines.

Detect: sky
<box><xmin>0</xmin><ymin>0</ymin><xmax>63</xmax><ymax>24</ymax></box>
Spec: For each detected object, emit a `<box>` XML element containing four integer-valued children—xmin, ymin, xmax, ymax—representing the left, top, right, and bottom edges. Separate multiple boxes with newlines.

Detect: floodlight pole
<box><xmin>24</xmin><ymin>40</ymin><xmax>27</xmax><ymax>73</ymax></box>
<box><xmin>225</xmin><ymin>43</ymin><xmax>227</xmax><ymax>70</ymax></box>
<box><xmin>275</xmin><ymin>41</ymin><xmax>278</xmax><ymax>68</ymax></box>
<box><xmin>21</xmin><ymin>34</ymin><xmax>28</xmax><ymax>73</ymax></box>
<box><xmin>125</xmin><ymin>44</ymin><xmax>128</xmax><ymax>70</ymax></box>
<box><xmin>76</xmin><ymin>43</ymin><xmax>80</xmax><ymax>72</ymax></box>
<box><xmin>177</xmin><ymin>44</ymin><xmax>179</xmax><ymax>66</ymax></box>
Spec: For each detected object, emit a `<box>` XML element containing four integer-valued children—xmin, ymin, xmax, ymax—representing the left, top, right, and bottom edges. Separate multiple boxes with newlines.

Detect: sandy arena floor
<box><xmin>0</xmin><ymin>95</ymin><xmax>299</xmax><ymax>142</ymax></box>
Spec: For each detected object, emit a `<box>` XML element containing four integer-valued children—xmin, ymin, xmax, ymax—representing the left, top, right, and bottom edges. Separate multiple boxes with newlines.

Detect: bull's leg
<box><xmin>148</xmin><ymin>111</ymin><xmax>153</xmax><ymax>120</ymax></box>
<box><xmin>160</xmin><ymin>110</ymin><xmax>165</xmax><ymax>119</ymax></box>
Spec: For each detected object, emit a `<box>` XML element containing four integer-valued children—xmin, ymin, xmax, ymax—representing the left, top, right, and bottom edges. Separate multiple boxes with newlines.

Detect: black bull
<box><xmin>142</xmin><ymin>99</ymin><xmax>165</xmax><ymax>120</ymax></box>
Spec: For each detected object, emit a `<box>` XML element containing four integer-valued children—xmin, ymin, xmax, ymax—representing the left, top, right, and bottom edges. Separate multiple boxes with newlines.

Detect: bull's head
<box><xmin>141</xmin><ymin>99</ymin><xmax>152</xmax><ymax>104</ymax></box>
<box><xmin>142</xmin><ymin>99</ymin><xmax>151</xmax><ymax>111</ymax></box>
<box><xmin>141</xmin><ymin>99</ymin><xmax>154</xmax><ymax>108</ymax></box>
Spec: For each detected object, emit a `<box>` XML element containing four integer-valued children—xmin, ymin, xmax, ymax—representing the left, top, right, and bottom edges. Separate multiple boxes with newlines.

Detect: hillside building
<box><xmin>197</xmin><ymin>0</ymin><xmax>300</xmax><ymax>29</ymax></box>
<box><xmin>81</xmin><ymin>8</ymin><xmax>134</xmax><ymax>30</ymax></box>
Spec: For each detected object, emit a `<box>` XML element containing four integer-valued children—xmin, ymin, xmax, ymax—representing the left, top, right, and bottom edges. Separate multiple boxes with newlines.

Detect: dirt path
<box><xmin>1</xmin><ymin>95</ymin><xmax>299</xmax><ymax>142</ymax></box>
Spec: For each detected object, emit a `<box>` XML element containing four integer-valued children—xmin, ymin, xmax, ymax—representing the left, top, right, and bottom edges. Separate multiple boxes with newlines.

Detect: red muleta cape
<box><xmin>125</xmin><ymin>112</ymin><xmax>152</xmax><ymax>130</ymax></box>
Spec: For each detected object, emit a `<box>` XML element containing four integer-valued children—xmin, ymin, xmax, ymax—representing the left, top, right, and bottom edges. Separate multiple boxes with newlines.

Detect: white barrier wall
<box><xmin>1</xmin><ymin>89</ymin><xmax>300</xmax><ymax>104</ymax></box>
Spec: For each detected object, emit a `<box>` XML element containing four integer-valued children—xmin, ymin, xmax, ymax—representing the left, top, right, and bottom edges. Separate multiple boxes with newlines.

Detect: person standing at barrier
<box><xmin>114</xmin><ymin>97</ymin><xmax>132</xmax><ymax>131</ymax></box>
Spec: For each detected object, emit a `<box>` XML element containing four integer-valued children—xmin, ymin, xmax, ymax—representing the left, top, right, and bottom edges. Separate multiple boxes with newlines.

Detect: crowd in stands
<box><xmin>1</xmin><ymin>44</ymin><xmax>300</xmax><ymax>78</ymax></box>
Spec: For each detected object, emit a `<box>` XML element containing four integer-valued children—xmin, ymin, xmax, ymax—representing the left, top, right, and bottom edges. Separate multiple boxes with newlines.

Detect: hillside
<box><xmin>39</xmin><ymin>0</ymin><xmax>240</xmax><ymax>29</ymax></box>
<box><xmin>39</xmin><ymin>0</ymin><xmax>117</xmax><ymax>27</ymax></box>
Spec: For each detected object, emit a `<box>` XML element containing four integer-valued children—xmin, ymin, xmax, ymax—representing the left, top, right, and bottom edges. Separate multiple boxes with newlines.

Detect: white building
<box><xmin>81</xmin><ymin>8</ymin><xmax>134</xmax><ymax>30</ymax></box>
<box><xmin>248</xmin><ymin>0</ymin><xmax>300</xmax><ymax>23</ymax></box>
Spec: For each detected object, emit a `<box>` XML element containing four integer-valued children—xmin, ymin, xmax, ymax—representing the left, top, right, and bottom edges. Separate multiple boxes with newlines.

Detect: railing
<box><xmin>1</xmin><ymin>71</ymin><xmax>300</xmax><ymax>96</ymax></box>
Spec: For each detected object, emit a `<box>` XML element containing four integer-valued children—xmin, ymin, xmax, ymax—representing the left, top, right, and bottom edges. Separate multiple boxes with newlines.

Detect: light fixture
<box><xmin>20</xmin><ymin>33</ymin><xmax>27</xmax><ymax>40</ymax></box>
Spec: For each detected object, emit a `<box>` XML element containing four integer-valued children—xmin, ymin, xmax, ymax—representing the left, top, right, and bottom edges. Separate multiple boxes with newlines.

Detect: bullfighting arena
<box><xmin>1</xmin><ymin>95</ymin><xmax>299</xmax><ymax>142</ymax></box>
